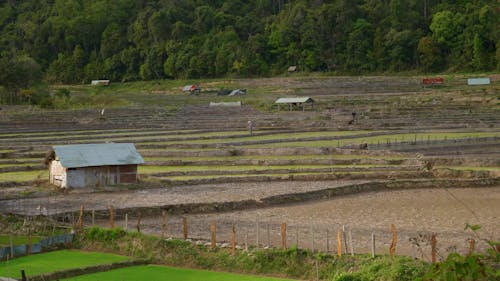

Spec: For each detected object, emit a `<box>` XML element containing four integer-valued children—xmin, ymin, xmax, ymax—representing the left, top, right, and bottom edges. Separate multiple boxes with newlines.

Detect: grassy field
<box><xmin>0</xmin><ymin>170</ymin><xmax>45</xmax><ymax>182</ymax></box>
<box><xmin>60</xmin><ymin>264</ymin><xmax>295</xmax><ymax>281</ymax></box>
<box><xmin>0</xmin><ymin>235</ymin><xmax>42</xmax><ymax>246</ymax></box>
<box><xmin>0</xmin><ymin>250</ymin><xmax>130</xmax><ymax>278</ymax></box>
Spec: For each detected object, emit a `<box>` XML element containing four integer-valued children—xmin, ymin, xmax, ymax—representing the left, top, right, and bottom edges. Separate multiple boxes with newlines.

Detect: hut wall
<box><xmin>49</xmin><ymin>160</ymin><xmax>66</xmax><ymax>187</ymax></box>
<box><xmin>65</xmin><ymin>164</ymin><xmax>138</xmax><ymax>188</ymax></box>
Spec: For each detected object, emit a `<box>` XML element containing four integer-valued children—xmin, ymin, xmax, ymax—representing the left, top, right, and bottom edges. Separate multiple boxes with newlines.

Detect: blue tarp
<box><xmin>0</xmin><ymin>234</ymin><xmax>73</xmax><ymax>259</ymax></box>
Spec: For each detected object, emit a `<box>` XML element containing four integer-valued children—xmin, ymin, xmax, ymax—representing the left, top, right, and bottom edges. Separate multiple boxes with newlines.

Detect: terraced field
<box><xmin>0</xmin><ymin>76</ymin><xmax>498</xmax><ymax>259</ymax></box>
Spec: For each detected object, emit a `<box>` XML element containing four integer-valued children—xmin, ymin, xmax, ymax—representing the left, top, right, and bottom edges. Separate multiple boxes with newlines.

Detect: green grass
<box><xmin>438</xmin><ymin>166</ymin><xmax>500</xmax><ymax>172</ymax></box>
<box><xmin>249</xmin><ymin>131</ymin><xmax>500</xmax><ymax>148</ymax></box>
<box><xmin>0</xmin><ymin>170</ymin><xmax>45</xmax><ymax>182</ymax></box>
<box><xmin>0</xmin><ymin>235</ymin><xmax>42</xmax><ymax>246</ymax></box>
<box><xmin>159</xmin><ymin>171</ymin><xmax>380</xmax><ymax>181</ymax></box>
<box><xmin>144</xmin><ymin>154</ymin><xmax>406</xmax><ymax>162</ymax></box>
<box><xmin>60</xmin><ymin>264</ymin><xmax>294</xmax><ymax>281</ymax></box>
<box><xmin>139</xmin><ymin>130</ymin><xmax>374</xmax><ymax>145</ymax></box>
<box><xmin>0</xmin><ymin>250</ymin><xmax>130</xmax><ymax>278</ymax></box>
<box><xmin>140</xmin><ymin>164</ymin><xmax>384</xmax><ymax>174</ymax></box>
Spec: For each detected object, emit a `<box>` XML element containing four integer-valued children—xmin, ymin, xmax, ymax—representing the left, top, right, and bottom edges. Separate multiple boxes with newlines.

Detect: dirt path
<box><xmin>0</xmin><ymin>180</ymin><xmax>367</xmax><ymax>215</ymax></box>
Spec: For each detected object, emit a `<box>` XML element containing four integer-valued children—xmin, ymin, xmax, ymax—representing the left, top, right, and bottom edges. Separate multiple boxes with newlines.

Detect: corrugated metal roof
<box><xmin>275</xmin><ymin>97</ymin><xmax>314</xmax><ymax>104</ymax></box>
<box><xmin>53</xmin><ymin>143</ymin><xmax>144</xmax><ymax>168</ymax></box>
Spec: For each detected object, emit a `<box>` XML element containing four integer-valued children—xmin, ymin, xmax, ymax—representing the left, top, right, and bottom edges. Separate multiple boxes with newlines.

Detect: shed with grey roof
<box><xmin>48</xmin><ymin>143</ymin><xmax>144</xmax><ymax>188</ymax></box>
<box><xmin>275</xmin><ymin>97</ymin><xmax>314</xmax><ymax>111</ymax></box>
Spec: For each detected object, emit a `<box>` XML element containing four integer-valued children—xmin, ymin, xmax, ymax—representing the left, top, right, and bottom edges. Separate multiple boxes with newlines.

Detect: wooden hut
<box><xmin>48</xmin><ymin>143</ymin><xmax>144</xmax><ymax>188</ymax></box>
<box><xmin>275</xmin><ymin>97</ymin><xmax>314</xmax><ymax>111</ymax></box>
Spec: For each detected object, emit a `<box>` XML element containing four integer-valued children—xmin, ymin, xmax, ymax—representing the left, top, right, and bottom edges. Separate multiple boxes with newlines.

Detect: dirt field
<box><xmin>0</xmin><ymin>180</ymin><xmax>368</xmax><ymax>215</ymax></box>
<box><xmin>88</xmin><ymin>185</ymin><xmax>500</xmax><ymax>260</ymax></box>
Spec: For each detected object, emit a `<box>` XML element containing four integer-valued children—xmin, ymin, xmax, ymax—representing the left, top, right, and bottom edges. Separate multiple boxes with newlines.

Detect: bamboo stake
<box><xmin>109</xmin><ymin>206</ymin><xmax>114</xmax><ymax>229</ymax></box>
<box><xmin>281</xmin><ymin>223</ymin><xmax>287</xmax><ymax>249</ymax></box>
<box><xmin>390</xmin><ymin>224</ymin><xmax>397</xmax><ymax>257</ymax></box>
<box><xmin>231</xmin><ymin>223</ymin><xmax>236</xmax><ymax>255</ymax></box>
<box><xmin>371</xmin><ymin>232</ymin><xmax>375</xmax><ymax>258</ymax></box>
<box><xmin>337</xmin><ymin>229</ymin><xmax>342</xmax><ymax>256</ymax></box>
<box><xmin>431</xmin><ymin>233</ymin><xmax>437</xmax><ymax>263</ymax></box>
<box><xmin>183</xmin><ymin>217</ymin><xmax>188</xmax><ymax>240</ymax></box>
<box><xmin>136</xmin><ymin>211</ymin><xmax>142</xmax><ymax>233</ymax></box>
<box><xmin>210</xmin><ymin>222</ymin><xmax>216</xmax><ymax>249</ymax></box>
<box><xmin>161</xmin><ymin>211</ymin><xmax>166</xmax><ymax>239</ymax></box>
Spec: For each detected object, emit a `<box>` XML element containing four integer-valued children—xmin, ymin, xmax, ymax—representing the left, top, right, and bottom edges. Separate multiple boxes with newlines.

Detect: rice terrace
<box><xmin>0</xmin><ymin>74</ymin><xmax>499</xmax><ymax>280</ymax></box>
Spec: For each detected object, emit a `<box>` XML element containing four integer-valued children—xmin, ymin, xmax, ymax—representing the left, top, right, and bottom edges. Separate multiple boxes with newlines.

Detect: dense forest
<box><xmin>0</xmin><ymin>0</ymin><xmax>498</xmax><ymax>94</ymax></box>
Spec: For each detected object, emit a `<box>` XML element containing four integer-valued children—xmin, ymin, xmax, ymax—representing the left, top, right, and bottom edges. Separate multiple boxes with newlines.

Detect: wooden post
<box><xmin>431</xmin><ymin>233</ymin><xmax>437</xmax><ymax>263</ymax></box>
<box><xmin>109</xmin><ymin>206</ymin><xmax>114</xmax><ymax>229</ymax></box>
<box><xmin>310</xmin><ymin>222</ymin><xmax>315</xmax><ymax>253</ymax></box>
<box><xmin>371</xmin><ymin>232</ymin><xmax>375</xmax><ymax>258</ymax></box>
<box><xmin>337</xmin><ymin>229</ymin><xmax>342</xmax><ymax>256</ymax></box>
<box><xmin>342</xmin><ymin>225</ymin><xmax>348</xmax><ymax>254</ymax></box>
<box><xmin>136</xmin><ymin>211</ymin><xmax>142</xmax><ymax>233</ymax></box>
<box><xmin>281</xmin><ymin>223</ymin><xmax>287</xmax><ymax>249</ymax></box>
<box><xmin>266</xmin><ymin>224</ymin><xmax>270</xmax><ymax>248</ymax></box>
<box><xmin>26</xmin><ymin>227</ymin><xmax>32</xmax><ymax>256</ymax></box>
<box><xmin>295</xmin><ymin>226</ymin><xmax>299</xmax><ymax>248</ymax></box>
<box><xmin>124</xmin><ymin>213</ymin><xmax>128</xmax><ymax>231</ymax></box>
<box><xmin>468</xmin><ymin>239</ymin><xmax>475</xmax><ymax>255</ymax></box>
<box><xmin>349</xmin><ymin>228</ymin><xmax>354</xmax><ymax>256</ymax></box>
<box><xmin>21</xmin><ymin>270</ymin><xmax>27</xmax><ymax>281</ymax></box>
<box><xmin>256</xmin><ymin>218</ymin><xmax>260</xmax><ymax>248</ymax></box>
<box><xmin>9</xmin><ymin>236</ymin><xmax>14</xmax><ymax>258</ymax></box>
<box><xmin>245</xmin><ymin>231</ymin><xmax>248</xmax><ymax>251</ymax></box>
<box><xmin>91</xmin><ymin>210</ymin><xmax>95</xmax><ymax>226</ymax></box>
<box><xmin>390</xmin><ymin>224</ymin><xmax>397</xmax><ymax>257</ymax></box>
<box><xmin>161</xmin><ymin>211</ymin><xmax>166</xmax><ymax>239</ymax></box>
<box><xmin>78</xmin><ymin>205</ymin><xmax>84</xmax><ymax>228</ymax></box>
<box><xmin>210</xmin><ymin>221</ymin><xmax>216</xmax><ymax>249</ymax></box>
<box><xmin>231</xmin><ymin>223</ymin><xmax>236</xmax><ymax>255</ymax></box>
<box><xmin>183</xmin><ymin>217</ymin><xmax>188</xmax><ymax>240</ymax></box>
<box><xmin>326</xmin><ymin>229</ymin><xmax>330</xmax><ymax>252</ymax></box>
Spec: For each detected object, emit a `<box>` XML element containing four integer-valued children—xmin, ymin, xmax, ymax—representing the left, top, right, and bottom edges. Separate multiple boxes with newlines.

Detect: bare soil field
<box><xmin>115</xmin><ymin>186</ymin><xmax>500</xmax><ymax>260</ymax></box>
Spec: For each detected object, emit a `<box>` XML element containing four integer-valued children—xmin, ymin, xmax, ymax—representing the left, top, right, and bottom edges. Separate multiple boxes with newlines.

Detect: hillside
<box><xmin>0</xmin><ymin>0</ymin><xmax>498</xmax><ymax>90</ymax></box>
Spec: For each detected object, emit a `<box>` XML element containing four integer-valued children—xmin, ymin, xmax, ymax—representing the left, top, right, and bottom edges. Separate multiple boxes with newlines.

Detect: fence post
<box><xmin>124</xmin><ymin>213</ymin><xmax>128</xmax><ymax>231</ymax></box>
<box><xmin>349</xmin><ymin>228</ymin><xmax>354</xmax><ymax>256</ymax></box>
<box><xmin>468</xmin><ymin>239</ymin><xmax>475</xmax><ymax>255</ymax></box>
<box><xmin>295</xmin><ymin>226</ymin><xmax>299</xmax><ymax>249</ymax></box>
<box><xmin>26</xmin><ymin>227</ymin><xmax>32</xmax><ymax>256</ymax></box>
<box><xmin>231</xmin><ymin>223</ymin><xmax>236</xmax><ymax>255</ymax></box>
<box><xmin>78</xmin><ymin>205</ymin><xmax>84</xmax><ymax>228</ymax></box>
<box><xmin>390</xmin><ymin>224</ymin><xmax>397</xmax><ymax>257</ymax></box>
<box><xmin>326</xmin><ymin>229</ymin><xmax>330</xmax><ymax>252</ymax></box>
<box><xmin>310</xmin><ymin>221</ymin><xmax>315</xmax><ymax>253</ymax></box>
<box><xmin>266</xmin><ymin>224</ymin><xmax>270</xmax><ymax>248</ymax></box>
<box><xmin>371</xmin><ymin>232</ymin><xmax>375</xmax><ymax>258</ymax></box>
<box><xmin>337</xmin><ymin>229</ymin><xmax>342</xmax><ymax>256</ymax></box>
<box><xmin>245</xmin><ymin>230</ymin><xmax>248</xmax><ymax>251</ymax></box>
<box><xmin>431</xmin><ymin>233</ymin><xmax>437</xmax><ymax>263</ymax></box>
<box><xmin>136</xmin><ymin>211</ymin><xmax>142</xmax><ymax>233</ymax></box>
<box><xmin>109</xmin><ymin>206</ymin><xmax>114</xmax><ymax>229</ymax></box>
<box><xmin>183</xmin><ymin>217</ymin><xmax>188</xmax><ymax>240</ymax></box>
<box><xmin>342</xmin><ymin>225</ymin><xmax>348</xmax><ymax>254</ymax></box>
<box><xmin>281</xmin><ymin>223</ymin><xmax>287</xmax><ymax>249</ymax></box>
<box><xmin>256</xmin><ymin>218</ymin><xmax>260</xmax><ymax>248</ymax></box>
<box><xmin>161</xmin><ymin>211</ymin><xmax>166</xmax><ymax>239</ymax></box>
<box><xmin>91</xmin><ymin>210</ymin><xmax>95</xmax><ymax>226</ymax></box>
<box><xmin>210</xmin><ymin>221</ymin><xmax>216</xmax><ymax>249</ymax></box>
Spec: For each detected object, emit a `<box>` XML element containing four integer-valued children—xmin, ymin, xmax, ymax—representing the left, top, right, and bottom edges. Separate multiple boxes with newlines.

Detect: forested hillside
<box><xmin>0</xmin><ymin>0</ymin><xmax>498</xmax><ymax>87</ymax></box>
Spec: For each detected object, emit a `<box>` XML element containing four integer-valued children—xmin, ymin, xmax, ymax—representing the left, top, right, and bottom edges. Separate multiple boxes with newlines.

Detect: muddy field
<box><xmin>104</xmin><ymin>186</ymin><xmax>500</xmax><ymax>260</ymax></box>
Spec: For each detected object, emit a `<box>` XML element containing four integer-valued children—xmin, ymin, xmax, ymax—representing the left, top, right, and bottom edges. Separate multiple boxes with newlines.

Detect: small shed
<box><xmin>48</xmin><ymin>143</ymin><xmax>144</xmax><ymax>188</ymax></box>
<box><xmin>275</xmin><ymin>97</ymin><xmax>314</xmax><ymax>111</ymax></box>
<box><xmin>91</xmin><ymin>80</ymin><xmax>110</xmax><ymax>86</ymax></box>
